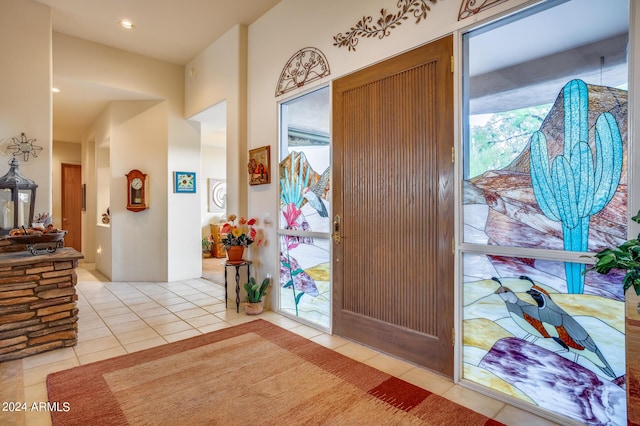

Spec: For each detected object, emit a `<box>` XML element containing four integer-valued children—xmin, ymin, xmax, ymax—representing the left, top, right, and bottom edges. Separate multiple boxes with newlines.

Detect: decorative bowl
<box><xmin>6</xmin><ymin>231</ymin><xmax>66</xmax><ymax>245</ymax></box>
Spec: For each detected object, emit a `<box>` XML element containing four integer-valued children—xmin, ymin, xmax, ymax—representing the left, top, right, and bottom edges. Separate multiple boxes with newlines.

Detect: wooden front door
<box><xmin>61</xmin><ymin>163</ymin><xmax>82</xmax><ymax>252</ymax></box>
<box><xmin>332</xmin><ymin>36</ymin><xmax>454</xmax><ymax>376</ymax></box>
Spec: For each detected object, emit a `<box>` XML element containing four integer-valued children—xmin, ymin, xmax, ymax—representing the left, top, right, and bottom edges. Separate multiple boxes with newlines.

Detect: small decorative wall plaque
<box><xmin>333</xmin><ymin>0</ymin><xmax>440</xmax><ymax>52</ymax></box>
<box><xmin>276</xmin><ymin>47</ymin><xmax>331</xmax><ymax>97</ymax></box>
<box><xmin>174</xmin><ymin>171</ymin><xmax>196</xmax><ymax>193</ymax></box>
<box><xmin>208</xmin><ymin>178</ymin><xmax>226</xmax><ymax>212</ymax></box>
<box><xmin>6</xmin><ymin>132</ymin><xmax>42</xmax><ymax>162</ymax></box>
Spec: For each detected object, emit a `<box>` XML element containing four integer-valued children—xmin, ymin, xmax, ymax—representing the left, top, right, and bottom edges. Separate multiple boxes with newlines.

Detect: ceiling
<box><xmin>38</xmin><ymin>0</ymin><xmax>281</xmax><ymax>65</ymax></box>
<box><xmin>37</xmin><ymin>0</ymin><xmax>281</xmax><ymax>143</ymax></box>
<box><xmin>39</xmin><ymin>0</ymin><xmax>628</xmax><ymax>143</ymax></box>
<box><xmin>469</xmin><ymin>0</ymin><xmax>629</xmax><ymax>113</ymax></box>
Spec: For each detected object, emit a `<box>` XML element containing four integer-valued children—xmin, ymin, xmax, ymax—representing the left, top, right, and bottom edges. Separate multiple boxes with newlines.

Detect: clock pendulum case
<box><xmin>125</xmin><ymin>170</ymin><xmax>148</xmax><ymax>212</ymax></box>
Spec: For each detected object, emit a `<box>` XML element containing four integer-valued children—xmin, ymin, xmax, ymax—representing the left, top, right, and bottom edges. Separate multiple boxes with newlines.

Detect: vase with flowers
<box><xmin>221</xmin><ymin>214</ymin><xmax>259</xmax><ymax>262</ymax></box>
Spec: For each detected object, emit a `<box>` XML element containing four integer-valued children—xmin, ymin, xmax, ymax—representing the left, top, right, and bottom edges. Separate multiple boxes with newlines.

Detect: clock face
<box><xmin>131</xmin><ymin>177</ymin><xmax>143</xmax><ymax>190</ymax></box>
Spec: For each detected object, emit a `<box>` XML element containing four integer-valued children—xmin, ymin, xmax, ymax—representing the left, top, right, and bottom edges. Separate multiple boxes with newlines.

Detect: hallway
<box><xmin>201</xmin><ymin>256</ymin><xmax>225</xmax><ymax>285</ymax></box>
<box><xmin>0</xmin><ymin>263</ymin><xmax>561</xmax><ymax>425</ymax></box>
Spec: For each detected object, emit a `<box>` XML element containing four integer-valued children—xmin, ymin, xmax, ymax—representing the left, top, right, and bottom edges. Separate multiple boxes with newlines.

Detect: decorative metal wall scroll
<box><xmin>458</xmin><ymin>0</ymin><xmax>509</xmax><ymax>20</ymax></box>
<box><xmin>6</xmin><ymin>133</ymin><xmax>42</xmax><ymax>162</ymax></box>
<box><xmin>333</xmin><ymin>0</ymin><xmax>440</xmax><ymax>52</ymax></box>
<box><xmin>275</xmin><ymin>47</ymin><xmax>331</xmax><ymax>97</ymax></box>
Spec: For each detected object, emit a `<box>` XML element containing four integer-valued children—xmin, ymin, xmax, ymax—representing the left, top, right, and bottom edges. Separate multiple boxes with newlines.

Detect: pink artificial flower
<box><xmin>283</xmin><ymin>204</ymin><xmax>302</xmax><ymax>228</ymax></box>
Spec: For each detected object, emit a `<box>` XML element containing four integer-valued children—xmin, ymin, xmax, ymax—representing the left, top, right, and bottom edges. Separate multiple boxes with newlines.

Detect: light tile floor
<box><xmin>0</xmin><ymin>263</ymin><xmax>563</xmax><ymax>426</ymax></box>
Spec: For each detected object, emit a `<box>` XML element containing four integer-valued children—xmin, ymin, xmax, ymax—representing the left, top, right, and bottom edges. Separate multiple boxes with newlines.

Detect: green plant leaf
<box><xmin>587</xmin><ymin>209</ymin><xmax>640</xmax><ymax>294</ymax></box>
<box><xmin>258</xmin><ymin>278</ymin><xmax>270</xmax><ymax>296</ymax></box>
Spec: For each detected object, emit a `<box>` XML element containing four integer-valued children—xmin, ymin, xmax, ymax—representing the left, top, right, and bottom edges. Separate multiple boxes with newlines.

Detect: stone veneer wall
<box><xmin>0</xmin><ymin>248</ymin><xmax>83</xmax><ymax>361</ymax></box>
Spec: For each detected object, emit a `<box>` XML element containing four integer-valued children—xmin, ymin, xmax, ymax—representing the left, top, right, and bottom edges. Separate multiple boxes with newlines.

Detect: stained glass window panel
<box><xmin>278</xmin><ymin>86</ymin><xmax>331</xmax><ymax>329</ymax></box>
<box><xmin>462</xmin><ymin>252</ymin><xmax>625</xmax><ymax>426</ymax></box>
<box><xmin>279</xmin><ymin>235</ymin><xmax>331</xmax><ymax>328</ymax></box>
<box><xmin>462</xmin><ymin>0</ymin><xmax>628</xmax><ymax>255</ymax></box>
<box><xmin>461</xmin><ymin>1</ymin><xmax>629</xmax><ymax>424</ymax></box>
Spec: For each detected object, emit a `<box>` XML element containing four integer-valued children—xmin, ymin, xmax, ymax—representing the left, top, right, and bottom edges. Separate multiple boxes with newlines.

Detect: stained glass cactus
<box><xmin>529</xmin><ymin>79</ymin><xmax>623</xmax><ymax>293</ymax></box>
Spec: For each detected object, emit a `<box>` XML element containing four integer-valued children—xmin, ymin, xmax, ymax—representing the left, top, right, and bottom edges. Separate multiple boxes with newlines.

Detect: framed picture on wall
<box><xmin>208</xmin><ymin>178</ymin><xmax>226</xmax><ymax>212</ymax></box>
<box><xmin>248</xmin><ymin>146</ymin><xmax>270</xmax><ymax>185</ymax></box>
<box><xmin>174</xmin><ymin>171</ymin><xmax>196</xmax><ymax>193</ymax></box>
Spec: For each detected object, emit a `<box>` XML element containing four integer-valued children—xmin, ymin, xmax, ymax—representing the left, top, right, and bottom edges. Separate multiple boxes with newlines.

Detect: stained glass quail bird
<box><xmin>522</xmin><ymin>275</ymin><xmax>616</xmax><ymax>378</ymax></box>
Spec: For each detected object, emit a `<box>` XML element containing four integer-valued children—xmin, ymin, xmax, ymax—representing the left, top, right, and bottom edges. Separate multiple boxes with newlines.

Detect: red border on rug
<box><xmin>47</xmin><ymin>319</ymin><xmax>505</xmax><ymax>425</ymax></box>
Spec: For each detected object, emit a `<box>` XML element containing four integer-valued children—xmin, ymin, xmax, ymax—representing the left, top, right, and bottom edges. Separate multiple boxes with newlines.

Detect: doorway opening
<box><xmin>191</xmin><ymin>101</ymin><xmax>227</xmax><ymax>285</ymax></box>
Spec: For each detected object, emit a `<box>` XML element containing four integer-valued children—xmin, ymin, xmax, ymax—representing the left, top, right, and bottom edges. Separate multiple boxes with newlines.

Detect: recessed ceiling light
<box><xmin>120</xmin><ymin>20</ymin><xmax>135</xmax><ymax>30</ymax></box>
<box><xmin>52</xmin><ymin>87</ymin><xmax>60</xmax><ymax>93</ymax></box>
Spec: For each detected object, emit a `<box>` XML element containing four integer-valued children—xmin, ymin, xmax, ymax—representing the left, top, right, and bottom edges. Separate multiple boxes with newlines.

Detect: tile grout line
<box><xmin>82</xmin><ymin>283</ymin><xmax>172</xmax><ymax>355</ymax></box>
<box><xmin>77</xmin><ymin>280</ymin><xmax>228</xmax><ymax>358</ymax></box>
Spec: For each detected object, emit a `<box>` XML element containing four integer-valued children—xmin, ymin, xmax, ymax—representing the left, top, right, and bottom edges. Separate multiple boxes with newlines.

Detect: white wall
<box><xmin>110</xmin><ymin>100</ymin><xmax>168</xmax><ymax>281</ymax></box>
<box><xmin>55</xmin><ymin>33</ymin><xmax>200</xmax><ymax>281</ymax></box>
<box><xmin>83</xmin><ymin>108</ymin><xmax>110</xmax><ymax>266</ymax></box>
<box><xmin>81</xmin><ymin>137</ymin><xmax>96</xmax><ymax>264</ymax></box>
<box><xmin>166</xmin><ymin>113</ymin><xmax>201</xmax><ymax>282</ymax></box>
<box><xmin>95</xmin><ymin>222</ymin><xmax>112</xmax><ymax>278</ymax></box>
<box><xmin>0</xmin><ymin>0</ymin><xmax>52</xmax><ymax>217</ymax></box>
<box><xmin>185</xmin><ymin>25</ymin><xmax>248</xmax><ymax>219</ymax></box>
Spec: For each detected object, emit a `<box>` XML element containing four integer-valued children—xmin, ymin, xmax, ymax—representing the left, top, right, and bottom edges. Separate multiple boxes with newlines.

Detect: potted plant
<box><xmin>220</xmin><ymin>214</ymin><xmax>260</xmax><ymax>262</ymax></box>
<box><xmin>585</xmin><ymin>209</ymin><xmax>640</xmax><ymax>297</ymax></box>
<box><xmin>202</xmin><ymin>236</ymin><xmax>212</xmax><ymax>258</ymax></box>
<box><xmin>243</xmin><ymin>276</ymin><xmax>270</xmax><ymax>315</ymax></box>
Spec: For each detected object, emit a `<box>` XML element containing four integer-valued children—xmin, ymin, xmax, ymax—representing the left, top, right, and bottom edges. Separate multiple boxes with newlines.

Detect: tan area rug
<box><xmin>47</xmin><ymin>320</ymin><xmax>503</xmax><ymax>425</ymax></box>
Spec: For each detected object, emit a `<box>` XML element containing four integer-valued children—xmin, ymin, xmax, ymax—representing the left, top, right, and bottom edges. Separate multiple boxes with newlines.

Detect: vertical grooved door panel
<box><xmin>333</xmin><ymin>36</ymin><xmax>454</xmax><ymax>376</ymax></box>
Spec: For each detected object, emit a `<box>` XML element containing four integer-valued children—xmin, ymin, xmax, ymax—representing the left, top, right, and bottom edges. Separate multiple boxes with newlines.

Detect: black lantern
<box><xmin>0</xmin><ymin>157</ymin><xmax>37</xmax><ymax>235</ymax></box>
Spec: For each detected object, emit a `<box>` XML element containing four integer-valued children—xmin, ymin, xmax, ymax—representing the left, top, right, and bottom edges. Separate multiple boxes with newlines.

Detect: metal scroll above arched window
<box><xmin>275</xmin><ymin>47</ymin><xmax>331</xmax><ymax>97</ymax></box>
<box><xmin>458</xmin><ymin>0</ymin><xmax>509</xmax><ymax>20</ymax></box>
